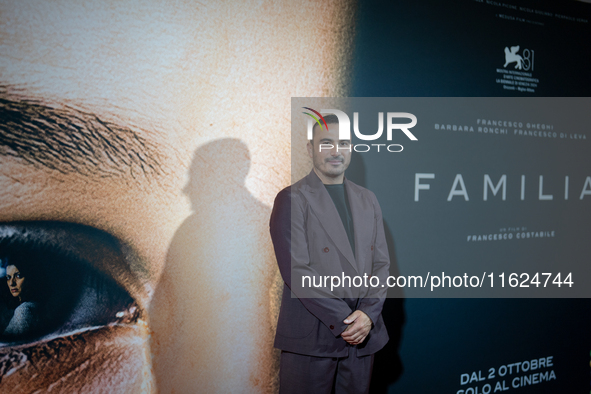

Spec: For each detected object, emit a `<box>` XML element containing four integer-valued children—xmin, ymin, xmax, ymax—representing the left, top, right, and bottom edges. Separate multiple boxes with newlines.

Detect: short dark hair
<box><xmin>311</xmin><ymin>114</ymin><xmax>339</xmax><ymax>144</ymax></box>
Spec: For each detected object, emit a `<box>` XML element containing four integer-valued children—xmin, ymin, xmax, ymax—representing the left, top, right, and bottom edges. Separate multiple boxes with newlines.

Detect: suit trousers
<box><xmin>279</xmin><ymin>350</ymin><xmax>374</xmax><ymax>394</ymax></box>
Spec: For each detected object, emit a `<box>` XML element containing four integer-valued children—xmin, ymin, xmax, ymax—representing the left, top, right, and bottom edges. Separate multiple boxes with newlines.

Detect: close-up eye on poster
<box><xmin>0</xmin><ymin>0</ymin><xmax>589</xmax><ymax>393</ymax></box>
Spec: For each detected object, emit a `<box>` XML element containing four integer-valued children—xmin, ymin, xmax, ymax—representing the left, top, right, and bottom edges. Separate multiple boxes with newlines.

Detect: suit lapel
<box><xmin>345</xmin><ymin>178</ymin><xmax>373</xmax><ymax>275</ymax></box>
<box><xmin>301</xmin><ymin>171</ymin><xmax>359</xmax><ymax>273</ymax></box>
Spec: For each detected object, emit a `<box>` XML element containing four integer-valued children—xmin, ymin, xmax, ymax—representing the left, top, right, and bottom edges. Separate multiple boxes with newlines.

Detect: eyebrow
<box><xmin>0</xmin><ymin>90</ymin><xmax>164</xmax><ymax>183</ymax></box>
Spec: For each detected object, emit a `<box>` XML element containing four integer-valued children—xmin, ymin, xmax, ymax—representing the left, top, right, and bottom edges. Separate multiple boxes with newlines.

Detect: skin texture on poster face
<box><xmin>0</xmin><ymin>0</ymin><xmax>355</xmax><ymax>392</ymax></box>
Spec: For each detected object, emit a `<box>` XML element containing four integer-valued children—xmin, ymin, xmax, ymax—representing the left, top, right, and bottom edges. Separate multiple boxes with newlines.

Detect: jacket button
<box><xmin>330</xmin><ymin>325</ymin><xmax>334</xmax><ymax>329</ymax></box>
<box><xmin>323</xmin><ymin>247</ymin><xmax>329</xmax><ymax>253</ymax></box>
<box><xmin>371</xmin><ymin>245</ymin><xmax>374</xmax><ymax>251</ymax></box>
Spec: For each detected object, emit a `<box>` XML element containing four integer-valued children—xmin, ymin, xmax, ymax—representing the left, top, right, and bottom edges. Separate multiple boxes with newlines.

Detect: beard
<box><xmin>313</xmin><ymin>155</ymin><xmax>347</xmax><ymax>178</ymax></box>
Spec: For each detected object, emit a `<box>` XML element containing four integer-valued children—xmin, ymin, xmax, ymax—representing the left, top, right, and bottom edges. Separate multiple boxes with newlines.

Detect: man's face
<box><xmin>308</xmin><ymin>123</ymin><xmax>352</xmax><ymax>183</ymax></box>
<box><xmin>0</xmin><ymin>0</ymin><xmax>355</xmax><ymax>392</ymax></box>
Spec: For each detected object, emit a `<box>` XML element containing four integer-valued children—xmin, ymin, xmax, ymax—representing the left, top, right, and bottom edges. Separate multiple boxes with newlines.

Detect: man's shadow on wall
<box><xmin>148</xmin><ymin>138</ymin><xmax>280</xmax><ymax>393</ymax></box>
<box><xmin>347</xmin><ymin>153</ymin><xmax>405</xmax><ymax>393</ymax></box>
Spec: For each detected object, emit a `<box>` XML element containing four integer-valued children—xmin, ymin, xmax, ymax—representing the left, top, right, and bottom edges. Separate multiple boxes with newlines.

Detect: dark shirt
<box><xmin>324</xmin><ymin>183</ymin><xmax>355</xmax><ymax>257</ymax></box>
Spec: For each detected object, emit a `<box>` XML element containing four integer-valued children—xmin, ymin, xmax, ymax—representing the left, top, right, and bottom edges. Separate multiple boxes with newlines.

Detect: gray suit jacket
<box><xmin>270</xmin><ymin>170</ymin><xmax>390</xmax><ymax>357</ymax></box>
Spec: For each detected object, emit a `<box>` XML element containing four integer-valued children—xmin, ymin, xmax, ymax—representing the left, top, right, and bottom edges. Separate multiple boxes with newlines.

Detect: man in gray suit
<box><xmin>270</xmin><ymin>115</ymin><xmax>390</xmax><ymax>393</ymax></box>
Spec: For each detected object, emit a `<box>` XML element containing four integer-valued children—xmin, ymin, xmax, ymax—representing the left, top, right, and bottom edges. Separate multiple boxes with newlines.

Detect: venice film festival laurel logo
<box><xmin>302</xmin><ymin>107</ymin><xmax>418</xmax><ymax>153</ymax></box>
<box><xmin>496</xmin><ymin>45</ymin><xmax>538</xmax><ymax>92</ymax></box>
<box><xmin>503</xmin><ymin>45</ymin><xmax>534</xmax><ymax>71</ymax></box>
